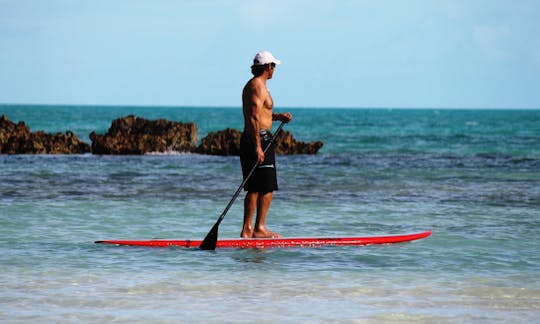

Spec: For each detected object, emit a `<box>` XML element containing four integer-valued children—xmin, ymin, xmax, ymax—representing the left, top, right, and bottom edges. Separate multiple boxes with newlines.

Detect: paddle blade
<box><xmin>200</xmin><ymin>224</ymin><xmax>218</xmax><ymax>250</ymax></box>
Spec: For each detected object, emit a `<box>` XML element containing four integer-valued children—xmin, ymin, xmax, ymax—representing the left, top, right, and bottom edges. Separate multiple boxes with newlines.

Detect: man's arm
<box><xmin>243</xmin><ymin>81</ymin><xmax>265</xmax><ymax>163</ymax></box>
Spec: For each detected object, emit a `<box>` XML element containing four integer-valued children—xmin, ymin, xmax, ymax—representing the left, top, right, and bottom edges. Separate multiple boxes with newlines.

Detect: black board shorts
<box><xmin>240</xmin><ymin>129</ymin><xmax>278</xmax><ymax>193</ymax></box>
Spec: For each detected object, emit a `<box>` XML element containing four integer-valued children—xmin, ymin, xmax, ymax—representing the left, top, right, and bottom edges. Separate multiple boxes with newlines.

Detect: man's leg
<box><xmin>241</xmin><ymin>191</ymin><xmax>258</xmax><ymax>238</ymax></box>
<box><xmin>253</xmin><ymin>192</ymin><xmax>280</xmax><ymax>238</ymax></box>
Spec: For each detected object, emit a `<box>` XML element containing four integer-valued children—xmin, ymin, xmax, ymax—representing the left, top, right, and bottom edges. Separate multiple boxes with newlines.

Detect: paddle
<box><xmin>200</xmin><ymin>122</ymin><xmax>285</xmax><ymax>250</ymax></box>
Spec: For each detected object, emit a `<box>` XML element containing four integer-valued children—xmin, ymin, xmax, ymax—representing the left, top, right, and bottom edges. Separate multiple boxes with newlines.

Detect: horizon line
<box><xmin>1</xmin><ymin>102</ymin><xmax>539</xmax><ymax>111</ymax></box>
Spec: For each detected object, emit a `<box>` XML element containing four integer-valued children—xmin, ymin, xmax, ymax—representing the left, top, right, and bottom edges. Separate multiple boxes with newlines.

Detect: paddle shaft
<box><xmin>200</xmin><ymin>122</ymin><xmax>285</xmax><ymax>250</ymax></box>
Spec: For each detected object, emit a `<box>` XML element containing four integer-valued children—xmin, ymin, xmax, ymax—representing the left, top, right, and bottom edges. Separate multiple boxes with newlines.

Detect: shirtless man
<box><xmin>240</xmin><ymin>51</ymin><xmax>292</xmax><ymax>238</ymax></box>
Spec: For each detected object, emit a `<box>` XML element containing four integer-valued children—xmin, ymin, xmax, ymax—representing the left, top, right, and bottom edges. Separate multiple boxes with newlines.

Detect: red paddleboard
<box><xmin>95</xmin><ymin>230</ymin><xmax>431</xmax><ymax>249</ymax></box>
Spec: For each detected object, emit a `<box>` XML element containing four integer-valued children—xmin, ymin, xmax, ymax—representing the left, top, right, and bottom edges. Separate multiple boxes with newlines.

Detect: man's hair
<box><xmin>251</xmin><ymin>64</ymin><xmax>268</xmax><ymax>76</ymax></box>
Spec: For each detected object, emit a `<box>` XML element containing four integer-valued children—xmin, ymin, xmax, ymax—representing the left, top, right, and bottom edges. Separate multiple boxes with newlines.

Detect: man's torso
<box><xmin>242</xmin><ymin>77</ymin><xmax>273</xmax><ymax>130</ymax></box>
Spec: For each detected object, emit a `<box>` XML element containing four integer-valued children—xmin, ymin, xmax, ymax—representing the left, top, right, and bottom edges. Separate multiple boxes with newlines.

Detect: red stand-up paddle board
<box><xmin>95</xmin><ymin>230</ymin><xmax>431</xmax><ymax>249</ymax></box>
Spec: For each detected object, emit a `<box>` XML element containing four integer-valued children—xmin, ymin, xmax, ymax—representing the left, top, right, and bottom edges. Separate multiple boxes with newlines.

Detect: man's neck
<box><xmin>255</xmin><ymin>74</ymin><xmax>269</xmax><ymax>84</ymax></box>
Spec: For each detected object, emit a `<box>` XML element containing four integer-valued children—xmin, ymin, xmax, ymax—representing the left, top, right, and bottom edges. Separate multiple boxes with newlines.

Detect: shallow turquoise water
<box><xmin>1</xmin><ymin>105</ymin><xmax>539</xmax><ymax>322</ymax></box>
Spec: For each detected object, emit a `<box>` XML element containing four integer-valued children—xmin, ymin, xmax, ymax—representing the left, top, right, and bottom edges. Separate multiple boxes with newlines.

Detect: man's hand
<box><xmin>256</xmin><ymin>146</ymin><xmax>265</xmax><ymax>164</ymax></box>
<box><xmin>275</xmin><ymin>112</ymin><xmax>293</xmax><ymax>123</ymax></box>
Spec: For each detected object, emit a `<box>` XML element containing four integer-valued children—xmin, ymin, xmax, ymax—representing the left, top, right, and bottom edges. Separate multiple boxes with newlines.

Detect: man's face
<box><xmin>268</xmin><ymin>63</ymin><xmax>276</xmax><ymax>79</ymax></box>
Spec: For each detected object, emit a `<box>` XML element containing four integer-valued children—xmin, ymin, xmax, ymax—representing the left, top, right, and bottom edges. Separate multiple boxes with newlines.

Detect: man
<box><xmin>240</xmin><ymin>51</ymin><xmax>292</xmax><ymax>238</ymax></box>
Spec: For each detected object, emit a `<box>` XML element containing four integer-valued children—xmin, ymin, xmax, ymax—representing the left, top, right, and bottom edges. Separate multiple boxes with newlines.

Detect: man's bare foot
<box><xmin>252</xmin><ymin>229</ymin><xmax>281</xmax><ymax>238</ymax></box>
<box><xmin>240</xmin><ymin>226</ymin><xmax>253</xmax><ymax>238</ymax></box>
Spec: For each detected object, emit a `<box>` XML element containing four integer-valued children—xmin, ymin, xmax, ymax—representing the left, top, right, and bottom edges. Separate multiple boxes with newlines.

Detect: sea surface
<box><xmin>1</xmin><ymin>105</ymin><xmax>539</xmax><ymax>323</ymax></box>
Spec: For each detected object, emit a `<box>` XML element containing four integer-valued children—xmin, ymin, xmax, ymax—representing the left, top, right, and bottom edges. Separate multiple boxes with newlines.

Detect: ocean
<box><xmin>1</xmin><ymin>105</ymin><xmax>539</xmax><ymax>323</ymax></box>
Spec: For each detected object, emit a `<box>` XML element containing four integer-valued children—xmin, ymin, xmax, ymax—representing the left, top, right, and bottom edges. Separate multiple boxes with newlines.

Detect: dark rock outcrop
<box><xmin>274</xmin><ymin>130</ymin><xmax>324</xmax><ymax>155</ymax></box>
<box><xmin>0</xmin><ymin>115</ymin><xmax>90</xmax><ymax>154</ymax></box>
<box><xmin>89</xmin><ymin>115</ymin><xmax>197</xmax><ymax>154</ymax></box>
<box><xmin>194</xmin><ymin>128</ymin><xmax>242</xmax><ymax>156</ymax></box>
<box><xmin>1</xmin><ymin>114</ymin><xmax>323</xmax><ymax>156</ymax></box>
<box><xmin>195</xmin><ymin>128</ymin><xmax>323</xmax><ymax>156</ymax></box>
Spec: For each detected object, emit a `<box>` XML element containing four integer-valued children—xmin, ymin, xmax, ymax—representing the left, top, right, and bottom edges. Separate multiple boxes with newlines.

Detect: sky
<box><xmin>1</xmin><ymin>0</ymin><xmax>539</xmax><ymax>109</ymax></box>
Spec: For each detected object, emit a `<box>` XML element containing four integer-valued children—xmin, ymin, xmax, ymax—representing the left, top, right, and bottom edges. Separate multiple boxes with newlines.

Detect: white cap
<box><xmin>252</xmin><ymin>51</ymin><xmax>281</xmax><ymax>66</ymax></box>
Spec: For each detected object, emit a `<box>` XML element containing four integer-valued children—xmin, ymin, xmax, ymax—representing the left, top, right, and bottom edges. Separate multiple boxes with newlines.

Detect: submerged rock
<box><xmin>196</xmin><ymin>128</ymin><xmax>323</xmax><ymax>155</ymax></box>
<box><xmin>0</xmin><ymin>115</ymin><xmax>90</xmax><ymax>154</ymax></box>
<box><xmin>89</xmin><ymin>115</ymin><xmax>197</xmax><ymax>154</ymax></box>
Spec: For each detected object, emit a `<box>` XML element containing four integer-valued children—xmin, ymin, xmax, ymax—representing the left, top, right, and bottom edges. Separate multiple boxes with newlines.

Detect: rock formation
<box><xmin>1</xmin><ymin>114</ymin><xmax>323</xmax><ymax>155</ymax></box>
<box><xmin>195</xmin><ymin>128</ymin><xmax>243</xmax><ymax>156</ymax></box>
<box><xmin>89</xmin><ymin>115</ymin><xmax>197</xmax><ymax>154</ymax></box>
<box><xmin>195</xmin><ymin>128</ymin><xmax>323</xmax><ymax>155</ymax></box>
<box><xmin>0</xmin><ymin>115</ymin><xmax>90</xmax><ymax>154</ymax></box>
<box><xmin>274</xmin><ymin>130</ymin><xmax>324</xmax><ymax>155</ymax></box>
